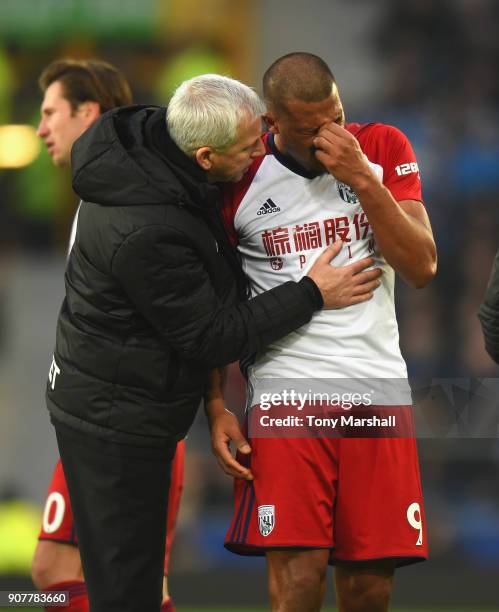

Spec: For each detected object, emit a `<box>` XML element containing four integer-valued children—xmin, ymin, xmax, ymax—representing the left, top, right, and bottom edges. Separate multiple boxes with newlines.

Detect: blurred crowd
<box><xmin>373</xmin><ymin>0</ymin><xmax>499</xmax><ymax>573</ymax></box>
<box><xmin>0</xmin><ymin>0</ymin><xmax>498</xmax><ymax>599</ymax></box>
<box><xmin>373</xmin><ymin>0</ymin><xmax>499</xmax><ymax>378</ymax></box>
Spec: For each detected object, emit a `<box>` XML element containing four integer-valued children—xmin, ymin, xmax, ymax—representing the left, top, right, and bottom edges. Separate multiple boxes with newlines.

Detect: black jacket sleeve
<box><xmin>478</xmin><ymin>246</ymin><xmax>499</xmax><ymax>364</ymax></box>
<box><xmin>112</xmin><ymin>225</ymin><xmax>322</xmax><ymax>367</ymax></box>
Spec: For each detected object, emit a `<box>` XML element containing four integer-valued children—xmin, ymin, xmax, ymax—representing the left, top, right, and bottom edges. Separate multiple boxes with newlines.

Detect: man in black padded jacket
<box><xmin>46</xmin><ymin>74</ymin><xmax>382</xmax><ymax>612</ymax></box>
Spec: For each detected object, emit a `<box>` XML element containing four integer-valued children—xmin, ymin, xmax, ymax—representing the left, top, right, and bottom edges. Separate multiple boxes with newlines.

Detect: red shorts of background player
<box><xmin>225</xmin><ymin>407</ymin><xmax>427</xmax><ymax>566</ymax></box>
<box><xmin>39</xmin><ymin>439</ymin><xmax>185</xmax><ymax>575</ymax></box>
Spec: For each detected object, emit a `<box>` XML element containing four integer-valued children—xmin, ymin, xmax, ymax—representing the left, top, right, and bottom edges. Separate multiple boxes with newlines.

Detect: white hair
<box><xmin>166</xmin><ymin>74</ymin><xmax>264</xmax><ymax>156</ymax></box>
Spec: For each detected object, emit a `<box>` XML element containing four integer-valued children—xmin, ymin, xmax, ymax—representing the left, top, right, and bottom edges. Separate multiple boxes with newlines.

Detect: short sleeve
<box><xmin>378</xmin><ymin>125</ymin><xmax>423</xmax><ymax>203</ymax></box>
<box><xmin>354</xmin><ymin>123</ymin><xmax>424</xmax><ymax>204</ymax></box>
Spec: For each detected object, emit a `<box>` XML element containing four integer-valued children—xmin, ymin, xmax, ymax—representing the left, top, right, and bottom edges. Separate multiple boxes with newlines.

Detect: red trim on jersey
<box><xmin>221</xmin><ymin>133</ymin><xmax>271</xmax><ymax>245</ymax></box>
<box><xmin>347</xmin><ymin>122</ymin><xmax>423</xmax><ymax>204</ymax></box>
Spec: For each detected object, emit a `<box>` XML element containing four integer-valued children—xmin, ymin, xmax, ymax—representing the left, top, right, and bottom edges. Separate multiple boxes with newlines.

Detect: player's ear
<box><xmin>263</xmin><ymin>112</ymin><xmax>279</xmax><ymax>135</ymax></box>
<box><xmin>194</xmin><ymin>146</ymin><xmax>213</xmax><ymax>171</ymax></box>
<box><xmin>77</xmin><ymin>101</ymin><xmax>101</xmax><ymax>128</ymax></box>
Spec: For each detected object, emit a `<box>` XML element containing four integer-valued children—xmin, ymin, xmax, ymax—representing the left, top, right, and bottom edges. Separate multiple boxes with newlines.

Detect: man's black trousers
<box><xmin>53</xmin><ymin>418</ymin><xmax>177</xmax><ymax>612</ymax></box>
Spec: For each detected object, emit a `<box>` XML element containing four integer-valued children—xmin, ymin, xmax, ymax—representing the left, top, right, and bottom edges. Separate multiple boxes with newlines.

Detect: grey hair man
<box><xmin>168</xmin><ymin>73</ymin><xmax>266</xmax><ymax>182</ymax></box>
<box><xmin>46</xmin><ymin>74</ymin><xmax>381</xmax><ymax>612</ymax></box>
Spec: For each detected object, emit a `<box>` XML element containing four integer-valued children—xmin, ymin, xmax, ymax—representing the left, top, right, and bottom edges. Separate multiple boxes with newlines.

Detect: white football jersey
<box><xmin>223</xmin><ymin>123</ymin><xmax>423</xmax><ymax>385</ymax></box>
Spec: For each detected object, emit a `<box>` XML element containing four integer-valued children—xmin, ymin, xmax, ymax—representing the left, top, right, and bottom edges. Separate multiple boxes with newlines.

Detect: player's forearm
<box><xmin>355</xmin><ymin>176</ymin><xmax>437</xmax><ymax>288</ymax></box>
<box><xmin>204</xmin><ymin>367</ymin><xmax>228</xmax><ymax>422</ymax></box>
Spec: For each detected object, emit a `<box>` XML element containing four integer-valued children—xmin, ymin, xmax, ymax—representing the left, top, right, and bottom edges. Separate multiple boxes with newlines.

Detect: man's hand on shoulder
<box><xmin>307</xmin><ymin>240</ymin><xmax>382</xmax><ymax>309</ymax></box>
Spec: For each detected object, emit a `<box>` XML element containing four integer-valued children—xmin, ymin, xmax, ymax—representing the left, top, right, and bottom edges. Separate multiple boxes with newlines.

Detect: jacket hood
<box><xmin>71</xmin><ymin>105</ymin><xmax>215</xmax><ymax>209</ymax></box>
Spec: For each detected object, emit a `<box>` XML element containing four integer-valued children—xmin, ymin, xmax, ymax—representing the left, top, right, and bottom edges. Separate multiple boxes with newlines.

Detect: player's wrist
<box><xmin>204</xmin><ymin>398</ymin><xmax>227</xmax><ymax>422</ymax></box>
<box><xmin>350</xmin><ymin>168</ymin><xmax>380</xmax><ymax>195</ymax></box>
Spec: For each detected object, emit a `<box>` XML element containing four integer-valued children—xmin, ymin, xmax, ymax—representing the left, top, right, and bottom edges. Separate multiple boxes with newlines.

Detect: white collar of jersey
<box><xmin>268</xmin><ymin>133</ymin><xmax>325</xmax><ymax>180</ymax></box>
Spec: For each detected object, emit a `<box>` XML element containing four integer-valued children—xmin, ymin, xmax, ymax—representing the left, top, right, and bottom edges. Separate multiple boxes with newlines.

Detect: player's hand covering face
<box><xmin>313</xmin><ymin>122</ymin><xmax>376</xmax><ymax>190</ymax></box>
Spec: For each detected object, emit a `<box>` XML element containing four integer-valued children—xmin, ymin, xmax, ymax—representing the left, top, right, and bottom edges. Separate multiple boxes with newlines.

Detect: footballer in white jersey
<box><xmin>221</xmin><ymin>64</ymin><xmax>434</xmax><ymax>611</ymax></box>
<box><xmin>223</xmin><ymin>124</ymin><xmax>422</xmax><ymax>386</ymax></box>
<box><xmin>211</xmin><ymin>52</ymin><xmax>436</xmax><ymax>612</ymax></box>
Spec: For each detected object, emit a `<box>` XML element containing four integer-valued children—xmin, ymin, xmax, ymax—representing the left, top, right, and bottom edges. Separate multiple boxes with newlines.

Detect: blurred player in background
<box><xmin>479</xmin><ymin>246</ymin><xmax>499</xmax><ymax>364</ymax></box>
<box><xmin>214</xmin><ymin>53</ymin><xmax>437</xmax><ymax>611</ymax></box>
<box><xmin>33</xmin><ymin>58</ymin><xmax>183</xmax><ymax>612</ymax></box>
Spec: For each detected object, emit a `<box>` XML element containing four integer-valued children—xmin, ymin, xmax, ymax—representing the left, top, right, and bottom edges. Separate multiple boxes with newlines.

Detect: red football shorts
<box><xmin>39</xmin><ymin>440</ymin><xmax>185</xmax><ymax>574</ymax></box>
<box><xmin>38</xmin><ymin>459</ymin><xmax>77</xmax><ymax>546</ymax></box>
<box><xmin>225</xmin><ymin>407</ymin><xmax>427</xmax><ymax>566</ymax></box>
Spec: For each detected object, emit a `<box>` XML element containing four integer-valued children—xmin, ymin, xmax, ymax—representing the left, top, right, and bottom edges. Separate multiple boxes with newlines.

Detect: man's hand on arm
<box><xmin>205</xmin><ymin>368</ymin><xmax>253</xmax><ymax>481</ymax></box>
<box><xmin>313</xmin><ymin>123</ymin><xmax>437</xmax><ymax>289</ymax></box>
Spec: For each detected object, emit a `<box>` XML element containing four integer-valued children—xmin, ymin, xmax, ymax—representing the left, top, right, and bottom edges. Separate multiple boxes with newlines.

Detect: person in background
<box><xmin>479</xmin><ymin>247</ymin><xmax>499</xmax><ymax>364</ymax></box>
<box><xmin>34</xmin><ymin>58</ymin><xmax>183</xmax><ymax>612</ymax></box>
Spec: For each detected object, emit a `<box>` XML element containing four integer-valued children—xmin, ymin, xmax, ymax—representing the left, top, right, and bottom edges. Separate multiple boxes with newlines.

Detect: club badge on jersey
<box><xmin>336</xmin><ymin>180</ymin><xmax>359</xmax><ymax>205</ymax></box>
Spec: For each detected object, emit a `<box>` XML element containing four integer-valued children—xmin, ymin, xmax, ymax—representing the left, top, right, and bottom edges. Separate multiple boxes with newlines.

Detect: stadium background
<box><xmin>0</xmin><ymin>0</ymin><xmax>498</xmax><ymax>609</ymax></box>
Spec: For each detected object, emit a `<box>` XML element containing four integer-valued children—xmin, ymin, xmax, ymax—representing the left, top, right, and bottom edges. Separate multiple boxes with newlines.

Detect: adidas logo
<box><xmin>257</xmin><ymin>198</ymin><xmax>281</xmax><ymax>216</ymax></box>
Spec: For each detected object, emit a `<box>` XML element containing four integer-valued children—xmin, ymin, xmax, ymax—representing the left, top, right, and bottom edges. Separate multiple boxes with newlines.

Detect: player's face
<box><xmin>206</xmin><ymin>114</ymin><xmax>265</xmax><ymax>183</ymax></box>
<box><xmin>37</xmin><ymin>81</ymin><xmax>92</xmax><ymax>167</ymax></box>
<box><xmin>265</xmin><ymin>84</ymin><xmax>345</xmax><ymax>174</ymax></box>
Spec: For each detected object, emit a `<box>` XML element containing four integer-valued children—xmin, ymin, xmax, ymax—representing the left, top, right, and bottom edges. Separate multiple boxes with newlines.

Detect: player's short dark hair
<box><xmin>39</xmin><ymin>59</ymin><xmax>133</xmax><ymax>113</ymax></box>
<box><xmin>263</xmin><ymin>52</ymin><xmax>336</xmax><ymax>109</ymax></box>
